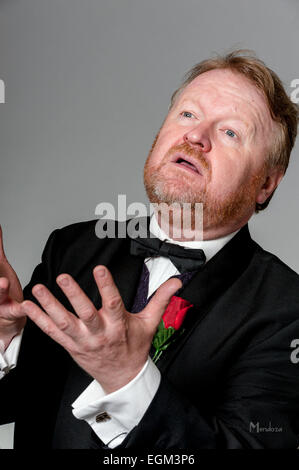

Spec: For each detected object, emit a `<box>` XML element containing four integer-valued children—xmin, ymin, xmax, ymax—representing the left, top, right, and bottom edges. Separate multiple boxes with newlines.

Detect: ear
<box><xmin>255</xmin><ymin>167</ymin><xmax>284</xmax><ymax>205</ymax></box>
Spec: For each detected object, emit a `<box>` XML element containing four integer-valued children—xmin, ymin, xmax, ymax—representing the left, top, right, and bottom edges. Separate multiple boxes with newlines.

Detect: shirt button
<box><xmin>95</xmin><ymin>412</ymin><xmax>111</xmax><ymax>423</ymax></box>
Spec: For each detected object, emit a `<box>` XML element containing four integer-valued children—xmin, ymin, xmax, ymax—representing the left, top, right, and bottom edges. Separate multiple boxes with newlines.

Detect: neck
<box><xmin>154</xmin><ymin>208</ymin><xmax>250</xmax><ymax>241</ymax></box>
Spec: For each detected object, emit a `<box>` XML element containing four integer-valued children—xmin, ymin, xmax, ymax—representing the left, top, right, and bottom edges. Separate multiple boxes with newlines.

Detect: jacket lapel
<box><xmin>108</xmin><ymin>237</ymin><xmax>145</xmax><ymax>311</ymax></box>
<box><xmin>156</xmin><ymin>223</ymin><xmax>259</xmax><ymax>373</ymax></box>
<box><xmin>179</xmin><ymin>224</ymin><xmax>257</xmax><ymax>310</ymax></box>
<box><xmin>103</xmin><ymin>217</ymin><xmax>151</xmax><ymax>311</ymax></box>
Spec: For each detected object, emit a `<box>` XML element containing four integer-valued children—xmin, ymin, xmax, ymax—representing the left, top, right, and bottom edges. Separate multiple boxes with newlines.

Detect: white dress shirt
<box><xmin>0</xmin><ymin>333</ymin><xmax>23</xmax><ymax>380</ymax></box>
<box><xmin>0</xmin><ymin>215</ymin><xmax>239</xmax><ymax>448</ymax></box>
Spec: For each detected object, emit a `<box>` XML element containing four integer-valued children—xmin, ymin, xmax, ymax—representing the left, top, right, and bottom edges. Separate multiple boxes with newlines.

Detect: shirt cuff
<box><xmin>71</xmin><ymin>357</ymin><xmax>161</xmax><ymax>448</ymax></box>
<box><xmin>0</xmin><ymin>330</ymin><xmax>23</xmax><ymax>379</ymax></box>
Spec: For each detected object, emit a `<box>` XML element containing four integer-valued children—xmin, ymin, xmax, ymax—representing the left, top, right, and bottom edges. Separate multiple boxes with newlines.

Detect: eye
<box><xmin>225</xmin><ymin>129</ymin><xmax>237</xmax><ymax>138</ymax></box>
<box><xmin>180</xmin><ymin>111</ymin><xmax>194</xmax><ymax>119</ymax></box>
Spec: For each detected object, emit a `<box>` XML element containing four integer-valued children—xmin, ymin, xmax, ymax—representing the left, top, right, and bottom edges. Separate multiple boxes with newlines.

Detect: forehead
<box><xmin>176</xmin><ymin>69</ymin><xmax>275</xmax><ymax>133</ymax></box>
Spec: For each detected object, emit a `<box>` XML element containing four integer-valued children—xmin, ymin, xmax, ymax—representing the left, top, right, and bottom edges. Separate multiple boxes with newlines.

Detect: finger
<box><xmin>0</xmin><ymin>225</ymin><xmax>6</xmax><ymax>261</ymax></box>
<box><xmin>0</xmin><ymin>277</ymin><xmax>9</xmax><ymax>303</ymax></box>
<box><xmin>0</xmin><ymin>277</ymin><xmax>24</xmax><ymax>320</ymax></box>
<box><xmin>32</xmin><ymin>284</ymin><xmax>78</xmax><ymax>337</ymax></box>
<box><xmin>21</xmin><ymin>300</ymin><xmax>73</xmax><ymax>350</ymax></box>
<box><xmin>93</xmin><ymin>266</ymin><xmax>125</xmax><ymax>321</ymax></box>
<box><xmin>143</xmin><ymin>278</ymin><xmax>182</xmax><ymax>328</ymax></box>
<box><xmin>56</xmin><ymin>274</ymin><xmax>102</xmax><ymax>332</ymax></box>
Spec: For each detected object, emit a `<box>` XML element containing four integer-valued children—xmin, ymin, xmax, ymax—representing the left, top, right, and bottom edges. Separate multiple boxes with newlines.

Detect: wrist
<box><xmin>0</xmin><ymin>318</ymin><xmax>26</xmax><ymax>351</ymax></box>
<box><xmin>97</xmin><ymin>361</ymin><xmax>148</xmax><ymax>394</ymax></box>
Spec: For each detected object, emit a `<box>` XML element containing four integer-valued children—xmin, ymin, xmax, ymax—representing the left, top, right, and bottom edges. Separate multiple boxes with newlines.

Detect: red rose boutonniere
<box><xmin>152</xmin><ymin>296</ymin><xmax>193</xmax><ymax>364</ymax></box>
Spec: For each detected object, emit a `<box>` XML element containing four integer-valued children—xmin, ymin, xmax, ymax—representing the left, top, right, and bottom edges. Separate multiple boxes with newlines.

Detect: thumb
<box><xmin>143</xmin><ymin>278</ymin><xmax>182</xmax><ymax>329</ymax></box>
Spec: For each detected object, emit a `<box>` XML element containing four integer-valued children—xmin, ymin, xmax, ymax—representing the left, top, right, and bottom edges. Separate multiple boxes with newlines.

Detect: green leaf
<box><xmin>152</xmin><ymin>321</ymin><xmax>176</xmax><ymax>350</ymax></box>
<box><xmin>152</xmin><ymin>325</ymin><xmax>187</xmax><ymax>364</ymax></box>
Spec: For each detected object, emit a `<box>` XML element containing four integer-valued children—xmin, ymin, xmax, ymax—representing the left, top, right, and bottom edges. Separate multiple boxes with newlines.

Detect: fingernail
<box><xmin>58</xmin><ymin>276</ymin><xmax>69</xmax><ymax>287</ymax></box>
<box><xmin>95</xmin><ymin>267</ymin><xmax>105</xmax><ymax>277</ymax></box>
<box><xmin>34</xmin><ymin>287</ymin><xmax>44</xmax><ymax>296</ymax></box>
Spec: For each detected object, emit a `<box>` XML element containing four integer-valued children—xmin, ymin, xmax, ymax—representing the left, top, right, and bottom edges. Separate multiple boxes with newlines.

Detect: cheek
<box><xmin>149</xmin><ymin>128</ymin><xmax>180</xmax><ymax>165</ymax></box>
<box><xmin>210</xmin><ymin>157</ymin><xmax>249</xmax><ymax>195</ymax></box>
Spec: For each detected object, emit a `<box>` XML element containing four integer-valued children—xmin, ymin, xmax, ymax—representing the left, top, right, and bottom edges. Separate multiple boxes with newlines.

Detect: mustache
<box><xmin>165</xmin><ymin>142</ymin><xmax>210</xmax><ymax>173</ymax></box>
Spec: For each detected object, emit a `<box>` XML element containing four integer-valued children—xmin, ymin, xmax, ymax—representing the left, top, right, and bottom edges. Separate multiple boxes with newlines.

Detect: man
<box><xmin>0</xmin><ymin>50</ymin><xmax>299</xmax><ymax>449</ymax></box>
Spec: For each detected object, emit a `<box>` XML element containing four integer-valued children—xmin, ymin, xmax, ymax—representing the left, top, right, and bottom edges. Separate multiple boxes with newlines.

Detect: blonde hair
<box><xmin>170</xmin><ymin>50</ymin><xmax>299</xmax><ymax>211</ymax></box>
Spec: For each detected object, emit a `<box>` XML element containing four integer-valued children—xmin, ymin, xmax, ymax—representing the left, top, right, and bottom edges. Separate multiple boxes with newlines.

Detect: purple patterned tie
<box><xmin>131</xmin><ymin>263</ymin><xmax>196</xmax><ymax>361</ymax></box>
<box><xmin>131</xmin><ymin>262</ymin><xmax>196</xmax><ymax>314</ymax></box>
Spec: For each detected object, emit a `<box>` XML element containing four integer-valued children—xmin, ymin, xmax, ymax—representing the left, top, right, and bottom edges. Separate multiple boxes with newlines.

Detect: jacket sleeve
<box><xmin>118</xmin><ymin>317</ymin><xmax>299</xmax><ymax>449</ymax></box>
<box><xmin>0</xmin><ymin>229</ymin><xmax>62</xmax><ymax>425</ymax></box>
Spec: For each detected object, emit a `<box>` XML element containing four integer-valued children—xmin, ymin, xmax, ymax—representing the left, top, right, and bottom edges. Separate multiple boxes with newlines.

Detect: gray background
<box><xmin>0</xmin><ymin>0</ymin><xmax>298</xmax><ymax>448</ymax></box>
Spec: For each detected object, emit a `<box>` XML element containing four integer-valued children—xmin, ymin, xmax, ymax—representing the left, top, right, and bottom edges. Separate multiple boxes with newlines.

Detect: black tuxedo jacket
<box><xmin>1</xmin><ymin>218</ymin><xmax>299</xmax><ymax>449</ymax></box>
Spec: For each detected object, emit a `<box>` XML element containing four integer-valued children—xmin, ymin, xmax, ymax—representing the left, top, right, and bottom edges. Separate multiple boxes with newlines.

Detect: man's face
<box><xmin>144</xmin><ymin>68</ymin><xmax>280</xmax><ymax>237</ymax></box>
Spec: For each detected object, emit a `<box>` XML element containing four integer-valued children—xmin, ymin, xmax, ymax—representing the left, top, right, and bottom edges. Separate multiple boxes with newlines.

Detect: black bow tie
<box><xmin>130</xmin><ymin>236</ymin><xmax>206</xmax><ymax>273</ymax></box>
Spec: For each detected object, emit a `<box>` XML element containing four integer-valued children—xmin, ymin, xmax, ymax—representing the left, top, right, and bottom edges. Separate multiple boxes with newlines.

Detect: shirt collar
<box><xmin>149</xmin><ymin>213</ymin><xmax>240</xmax><ymax>263</ymax></box>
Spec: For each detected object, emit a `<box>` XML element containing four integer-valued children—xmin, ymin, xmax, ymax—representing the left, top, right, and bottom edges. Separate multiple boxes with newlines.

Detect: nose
<box><xmin>183</xmin><ymin>124</ymin><xmax>211</xmax><ymax>152</ymax></box>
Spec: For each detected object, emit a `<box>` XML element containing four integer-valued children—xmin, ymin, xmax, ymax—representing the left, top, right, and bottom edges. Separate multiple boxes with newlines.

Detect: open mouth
<box><xmin>172</xmin><ymin>154</ymin><xmax>202</xmax><ymax>175</ymax></box>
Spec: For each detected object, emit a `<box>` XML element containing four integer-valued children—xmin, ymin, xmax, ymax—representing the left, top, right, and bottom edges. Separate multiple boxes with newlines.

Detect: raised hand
<box><xmin>0</xmin><ymin>226</ymin><xmax>25</xmax><ymax>351</ymax></box>
<box><xmin>21</xmin><ymin>265</ymin><xmax>182</xmax><ymax>393</ymax></box>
